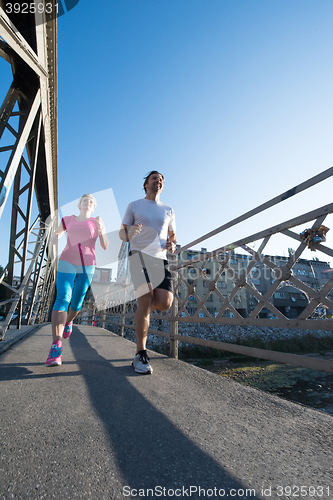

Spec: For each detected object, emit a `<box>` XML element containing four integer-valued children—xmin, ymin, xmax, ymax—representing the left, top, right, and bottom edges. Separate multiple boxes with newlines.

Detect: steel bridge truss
<box><xmin>0</xmin><ymin>2</ymin><xmax>57</xmax><ymax>339</ymax></box>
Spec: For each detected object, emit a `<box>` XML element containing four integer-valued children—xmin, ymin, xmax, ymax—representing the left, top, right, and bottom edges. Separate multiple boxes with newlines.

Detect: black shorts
<box><xmin>129</xmin><ymin>251</ymin><xmax>173</xmax><ymax>293</ymax></box>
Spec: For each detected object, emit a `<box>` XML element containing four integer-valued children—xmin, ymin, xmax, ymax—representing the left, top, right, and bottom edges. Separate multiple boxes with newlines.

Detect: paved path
<box><xmin>0</xmin><ymin>324</ymin><xmax>332</xmax><ymax>500</ymax></box>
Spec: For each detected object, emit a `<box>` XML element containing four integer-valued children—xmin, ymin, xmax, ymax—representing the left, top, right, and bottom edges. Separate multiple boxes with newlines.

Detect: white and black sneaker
<box><xmin>132</xmin><ymin>350</ymin><xmax>153</xmax><ymax>374</ymax></box>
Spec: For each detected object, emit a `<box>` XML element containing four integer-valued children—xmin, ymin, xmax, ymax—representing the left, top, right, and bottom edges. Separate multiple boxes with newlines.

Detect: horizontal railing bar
<box><xmin>98</xmin><ymin>319</ymin><xmax>170</xmax><ymax>339</ymax></box>
<box><xmin>172</xmin><ymin>203</ymin><xmax>333</xmax><ymax>270</ymax></box>
<box><xmin>176</xmin><ymin>166</ymin><xmax>333</xmax><ymax>254</ymax></box>
<box><xmin>101</xmin><ymin>314</ymin><xmax>332</xmax><ymax>335</ymax></box>
<box><xmin>172</xmin><ymin>334</ymin><xmax>333</xmax><ymax>373</ymax></box>
<box><xmin>99</xmin><ymin>320</ymin><xmax>332</xmax><ymax>373</ymax></box>
<box><xmin>123</xmin><ymin>313</ymin><xmax>332</xmax><ymax>331</ymax></box>
<box><xmin>175</xmin><ymin>203</ymin><xmax>333</xmax><ymax>270</ymax></box>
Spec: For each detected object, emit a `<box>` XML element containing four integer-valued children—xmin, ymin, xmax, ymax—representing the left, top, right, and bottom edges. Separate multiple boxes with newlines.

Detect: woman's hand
<box><xmin>50</xmin><ymin>232</ymin><xmax>61</xmax><ymax>245</ymax></box>
<box><xmin>95</xmin><ymin>216</ymin><xmax>106</xmax><ymax>235</ymax></box>
<box><xmin>50</xmin><ymin>220</ymin><xmax>65</xmax><ymax>245</ymax></box>
<box><xmin>95</xmin><ymin>217</ymin><xmax>109</xmax><ymax>250</ymax></box>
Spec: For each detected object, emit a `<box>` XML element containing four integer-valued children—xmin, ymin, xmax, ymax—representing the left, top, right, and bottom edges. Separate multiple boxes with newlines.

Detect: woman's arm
<box><xmin>95</xmin><ymin>217</ymin><xmax>109</xmax><ymax>250</ymax></box>
<box><xmin>51</xmin><ymin>220</ymin><xmax>65</xmax><ymax>245</ymax></box>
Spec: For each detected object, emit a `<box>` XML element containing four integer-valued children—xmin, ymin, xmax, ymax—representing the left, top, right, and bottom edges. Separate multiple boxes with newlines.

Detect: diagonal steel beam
<box><xmin>0</xmin><ymin>90</ymin><xmax>41</xmax><ymax>218</ymax></box>
<box><xmin>0</xmin><ymin>7</ymin><xmax>48</xmax><ymax>77</ymax></box>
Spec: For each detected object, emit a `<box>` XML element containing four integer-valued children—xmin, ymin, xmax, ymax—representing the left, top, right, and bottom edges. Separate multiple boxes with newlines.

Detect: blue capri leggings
<box><xmin>53</xmin><ymin>260</ymin><xmax>95</xmax><ymax>312</ymax></box>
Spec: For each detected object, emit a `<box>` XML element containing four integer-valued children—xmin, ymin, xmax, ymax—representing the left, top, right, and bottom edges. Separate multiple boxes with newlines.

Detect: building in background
<box><xmin>176</xmin><ymin>247</ymin><xmax>333</xmax><ymax>319</ymax></box>
<box><xmin>93</xmin><ymin>267</ymin><xmax>112</xmax><ymax>284</ymax></box>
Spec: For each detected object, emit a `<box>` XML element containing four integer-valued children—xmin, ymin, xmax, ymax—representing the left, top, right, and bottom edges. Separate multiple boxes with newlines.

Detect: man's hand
<box><xmin>128</xmin><ymin>224</ymin><xmax>142</xmax><ymax>240</ymax></box>
<box><xmin>166</xmin><ymin>236</ymin><xmax>176</xmax><ymax>254</ymax></box>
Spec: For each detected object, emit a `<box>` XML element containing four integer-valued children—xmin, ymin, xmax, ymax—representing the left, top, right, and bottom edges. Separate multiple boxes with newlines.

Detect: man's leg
<box><xmin>152</xmin><ymin>288</ymin><xmax>174</xmax><ymax>312</ymax></box>
<box><xmin>134</xmin><ymin>288</ymin><xmax>173</xmax><ymax>352</ymax></box>
<box><xmin>131</xmin><ymin>254</ymin><xmax>174</xmax><ymax>374</ymax></box>
<box><xmin>134</xmin><ymin>287</ymin><xmax>154</xmax><ymax>352</ymax></box>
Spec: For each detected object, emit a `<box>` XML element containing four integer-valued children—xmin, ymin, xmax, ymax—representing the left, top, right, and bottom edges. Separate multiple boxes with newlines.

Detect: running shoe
<box><xmin>63</xmin><ymin>321</ymin><xmax>73</xmax><ymax>339</ymax></box>
<box><xmin>45</xmin><ymin>343</ymin><xmax>62</xmax><ymax>367</ymax></box>
<box><xmin>132</xmin><ymin>350</ymin><xmax>153</xmax><ymax>374</ymax></box>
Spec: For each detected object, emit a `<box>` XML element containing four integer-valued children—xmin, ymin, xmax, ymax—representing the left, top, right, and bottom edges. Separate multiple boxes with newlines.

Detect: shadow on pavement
<box><xmin>69</xmin><ymin>326</ymin><xmax>259</xmax><ymax>499</ymax></box>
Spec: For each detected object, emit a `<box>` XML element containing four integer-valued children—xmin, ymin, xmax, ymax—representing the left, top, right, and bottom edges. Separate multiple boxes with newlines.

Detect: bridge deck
<box><xmin>0</xmin><ymin>325</ymin><xmax>332</xmax><ymax>500</ymax></box>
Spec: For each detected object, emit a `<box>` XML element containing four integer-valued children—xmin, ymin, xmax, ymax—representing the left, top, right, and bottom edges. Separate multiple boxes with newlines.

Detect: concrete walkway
<box><xmin>0</xmin><ymin>324</ymin><xmax>332</xmax><ymax>500</ymax></box>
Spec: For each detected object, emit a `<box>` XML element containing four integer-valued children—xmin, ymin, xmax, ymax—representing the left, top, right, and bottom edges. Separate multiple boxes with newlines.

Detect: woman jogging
<box><xmin>45</xmin><ymin>194</ymin><xmax>109</xmax><ymax>367</ymax></box>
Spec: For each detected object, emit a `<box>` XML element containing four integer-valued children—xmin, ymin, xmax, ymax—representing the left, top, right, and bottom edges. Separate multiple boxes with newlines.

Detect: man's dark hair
<box><xmin>143</xmin><ymin>171</ymin><xmax>164</xmax><ymax>193</ymax></box>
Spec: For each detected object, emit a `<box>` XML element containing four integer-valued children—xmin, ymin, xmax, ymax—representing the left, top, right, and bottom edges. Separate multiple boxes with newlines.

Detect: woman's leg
<box><xmin>51</xmin><ymin>310</ymin><xmax>68</xmax><ymax>343</ymax></box>
<box><xmin>63</xmin><ymin>267</ymin><xmax>94</xmax><ymax>339</ymax></box>
<box><xmin>65</xmin><ymin>307</ymin><xmax>79</xmax><ymax>324</ymax></box>
<box><xmin>51</xmin><ymin>262</ymin><xmax>76</xmax><ymax>342</ymax></box>
<box><xmin>69</xmin><ymin>265</ymin><xmax>95</xmax><ymax>314</ymax></box>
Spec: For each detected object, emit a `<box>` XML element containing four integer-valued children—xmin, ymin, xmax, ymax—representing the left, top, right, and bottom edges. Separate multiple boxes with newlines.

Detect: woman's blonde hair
<box><xmin>78</xmin><ymin>194</ymin><xmax>97</xmax><ymax>209</ymax></box>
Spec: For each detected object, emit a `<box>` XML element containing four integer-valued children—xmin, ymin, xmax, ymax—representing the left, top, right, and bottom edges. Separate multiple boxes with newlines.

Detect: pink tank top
<box><xmin>59</xmin><ymin>215</ymin><xmax>99</xmax><ymax>266</ymax></box>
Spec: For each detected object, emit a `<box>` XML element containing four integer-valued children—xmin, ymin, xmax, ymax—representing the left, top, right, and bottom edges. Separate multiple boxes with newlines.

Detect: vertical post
<box><xmin>120</xmin><ymin>303</ymin><xmax>125</xmax><ymax>337</ymax></box>
<box><xmin>92</xmin><ymin>303</ymin><xmax>96</xmax><ymax>326</ymax></box>
<box><xmin>169</xmin><ymin>253</ymin><xmax>179</xmax><ymax>358</ymax></box>
<box><xmin>169</xmin><ymin>296</ymin><xmax>178</xmax><ymax>358</ymax></box>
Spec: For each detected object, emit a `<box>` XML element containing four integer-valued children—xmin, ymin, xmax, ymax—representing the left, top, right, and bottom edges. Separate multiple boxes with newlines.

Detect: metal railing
<box><xmin>0</xmin><ymin>218</ymin><xmax>55</xmax><ymax>339</ymax></box>
<box><xmin>78</xmin><ymin>167</ymin><xmax>333</xmax><ymax>374</ymax></box>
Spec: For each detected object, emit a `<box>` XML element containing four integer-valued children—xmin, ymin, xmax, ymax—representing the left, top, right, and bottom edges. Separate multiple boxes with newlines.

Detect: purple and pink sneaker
<box><xmin>63</xmin><ymin>321</ymin><xmax>73</xmax><ymax>339</ymax></box>
<box><xmin>45</xmin><ymin>341</ymin><xmax>62</xmax><ymax>367</ymax></box>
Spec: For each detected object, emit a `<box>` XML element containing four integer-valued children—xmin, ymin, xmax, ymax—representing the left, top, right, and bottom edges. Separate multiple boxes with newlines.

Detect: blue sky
<box><xmin>1</xmin><ymin>0</ymin><xmax>333</xmax><ymax>268</ymax></box>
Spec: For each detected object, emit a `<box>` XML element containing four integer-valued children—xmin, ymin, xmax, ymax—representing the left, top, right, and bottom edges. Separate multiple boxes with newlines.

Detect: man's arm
<box><xmin>119</xmin><ymin>223</ymin><xmax>142</xmax><ymax>242</ymax></box>
<box><xmin>166</xmin><ymin>230</ymin><xmax>177</xmax><ymax>253</ymax></box>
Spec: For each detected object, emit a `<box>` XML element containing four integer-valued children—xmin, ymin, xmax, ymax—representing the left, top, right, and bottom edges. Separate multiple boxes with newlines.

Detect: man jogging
<box><xmin>119</xmin><ymin>171</ymin><xmax>177</xmax><ymax>374</ymax></box>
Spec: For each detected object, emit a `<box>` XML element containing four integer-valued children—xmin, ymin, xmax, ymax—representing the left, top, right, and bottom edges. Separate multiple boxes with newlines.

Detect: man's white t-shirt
<box><xmin>122</xmin><ymin>198</ymin><xmax>176</xmax><ymax>259</ymax></box>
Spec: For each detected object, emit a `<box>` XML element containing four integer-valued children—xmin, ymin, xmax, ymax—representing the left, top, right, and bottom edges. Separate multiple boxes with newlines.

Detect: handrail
<box><xmin>0</xmin><ymin>220</ymin><xmax>53</xmax><ymax>340</ymax></box>
<box><xmin>176</xmin><ymin>166</ymin><xmax>333</xmax><ymax>253</ymax></box>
